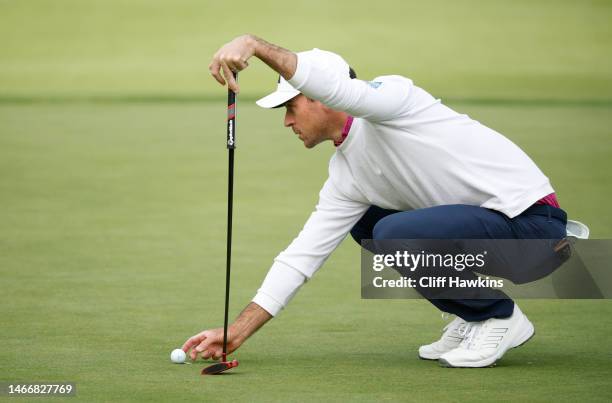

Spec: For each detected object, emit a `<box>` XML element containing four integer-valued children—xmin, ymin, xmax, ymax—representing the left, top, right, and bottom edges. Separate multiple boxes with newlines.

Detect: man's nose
<box><xmin>284</xmin><ymin>112</ymin><xmax>294</xmax><ymax>127</ymax></box>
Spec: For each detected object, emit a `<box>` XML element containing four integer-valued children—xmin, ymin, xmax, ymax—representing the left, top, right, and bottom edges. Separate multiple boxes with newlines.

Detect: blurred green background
<box><xmin>1</xmin><ymin>1</ymin><xmax>611</xmax><ymax>402</ymax></box>
<box><xmin>1</xmin><ymin>0</ymin><xmax>611</xmax><ymax>100</ymax></box>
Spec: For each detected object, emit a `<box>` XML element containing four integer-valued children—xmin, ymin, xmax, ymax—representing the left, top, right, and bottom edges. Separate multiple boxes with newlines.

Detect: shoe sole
<box><xmin>438</xmin><ymin>319</ymin><xmax>535</xmax><ymax>368</ymax></box>
<box><xmin>418</xmin><ymin>353</ymin><xmax>440</xmax><ymax>361</ymax></box>
<box><xmin>419</xmin><ymin>344</ymin><xmax>463</xmax><ymax>360</ymax></box>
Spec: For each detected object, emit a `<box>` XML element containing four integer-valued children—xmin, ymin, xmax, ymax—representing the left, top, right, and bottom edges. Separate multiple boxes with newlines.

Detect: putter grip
<box><xmin>226</xmin><ymin>73</ymin><xmax>237</xmax><ymax>149</ymax></box>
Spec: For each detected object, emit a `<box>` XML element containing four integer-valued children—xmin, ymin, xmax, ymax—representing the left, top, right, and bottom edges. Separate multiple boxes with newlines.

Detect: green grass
<box><xmin>1</xmin><ymin>0</ymin><xmax>612</xmax><ymax>401</ymax></box>
<box><xmin>1</xmin><ymin>103</ymin><xmax>611</xmax><ymax>402</ymax></box>
<box><xmin>1</xmin><ymin>0</ymin><xmax>611</xmax><ymax>100</ymax></box>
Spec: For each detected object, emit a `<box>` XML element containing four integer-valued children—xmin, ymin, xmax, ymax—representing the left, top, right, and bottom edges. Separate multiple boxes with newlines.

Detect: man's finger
<box><xmin>181</xmin><ymin>332</ymin><xmax>205</xmax><ymax>352</ymax></box>
<box><xmin>226</xmin><ymin>55</ymin><xmax>248</xmax><ymax>73</ymax></box>
<box><xmin>239</xmin><ymin>59</ymin><xmax>249</xmax><ymax>70</ymax></box>
<box><xmin>181</xmin><ymin>336</ymin><xmax>198</xmax><ymax>352</ymax></box>
<box><xmin>190</xmin><ymin>348</ymin><xmax>198</xmax><ymax>361</ymax></box>
<box><xmin>211</xmin><ymin>349</ymin><xmax>223</xmax><ymax>360</ymax></box>
<box><xmin>221</xmin><ymin>62</ymin><xmax>239</xmax><ymax>93</ymax></box>
<box><xmin>209</xmin><ymin>59</ymin><xmax>226</xmax><ymax>86</ymax></box>
<box><xmin>221</xmin><ymin>61</ymin><xmax>239</xmax><ymax>92</ymax></box>
<box><xmin>201</xmin><ymin>349</ymin><xmax>213</xmax><ymax>360</ymax></box>
<box><xmin>189</xmin><ymin>336</ymin><xmax>208</xmax><ymax>360</ymax></box>
<box><xmin>194</xmin><ymin>335</ymin><xmax>216</xmax><ymax>354</ymax></box>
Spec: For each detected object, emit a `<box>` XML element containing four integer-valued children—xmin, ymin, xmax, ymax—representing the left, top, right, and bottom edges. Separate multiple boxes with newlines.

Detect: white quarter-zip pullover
<box><xmin>253</xmin><ymin>49</ymin><xmax>554</xmax><ymax>316</ymax></box>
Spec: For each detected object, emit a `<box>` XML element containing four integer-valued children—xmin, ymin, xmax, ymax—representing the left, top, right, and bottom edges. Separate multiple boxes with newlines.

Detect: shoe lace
<box><xmin>440</xmin><ymin>313</ymin><xmax>452</xmax><ymax>332</ymax></box>
<box><xmin>441</xmin><ymin>313</ymin><xmax>468</xmax><ymax>336</ymax></box>
<box><xmin>459</xmin><ymin>322</ymin><xmax>486</xmax><ymax>350</ymax></box>
<box><xmin>456</xmin><ymin>321</ymin><xmax>469</xmax><ymax>335</ymax></box>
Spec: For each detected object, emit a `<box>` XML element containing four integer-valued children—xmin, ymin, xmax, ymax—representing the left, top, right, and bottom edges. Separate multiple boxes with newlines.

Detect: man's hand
<box><xmin>182</xmin><ymin>328</ymin><xmax>242</xmax><ymax>361</ymax></box>
<box><xmin>209</xmin><ymin>34</ymin><xmax>298</xmax><ymax>94</ymax></box>
<box><xmin>209</xmin><ymin>35</ymin><xmax>256</xmax><ymax>93</ymax></box>
<box><xmin>181</xmin><ymin>302</ymin><xmax>273</xmax><ymax>360</ymax></box>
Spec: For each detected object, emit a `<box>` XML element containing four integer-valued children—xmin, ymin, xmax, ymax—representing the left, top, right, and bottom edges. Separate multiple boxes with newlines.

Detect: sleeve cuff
<box><xmin>287</xmin><ymin>51</ymin><xmax>312</xmax><ymax>91</ymax></box>
<box><xmin>251</xmin><ymin>261</ymin><xmax>308</xmax><ymax>317</ymax></box>
<box><xmin>252</xmin><ymin>292</ymin><xmax>284</xmax><ymax>317</ymax></box>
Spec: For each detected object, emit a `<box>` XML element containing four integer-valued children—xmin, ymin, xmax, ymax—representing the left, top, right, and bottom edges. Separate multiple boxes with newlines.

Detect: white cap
<box><xmin>255</xmin><ymin>75</ymin><xmax>301</xmax><ymax>109</ymax></box>
<box><xmin>255</xmin><ymin>49</ymin><xmax>351</xmax><ymax>109</ymax></box>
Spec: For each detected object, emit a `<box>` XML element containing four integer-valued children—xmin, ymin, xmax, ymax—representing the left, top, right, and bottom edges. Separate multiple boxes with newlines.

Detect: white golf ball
<box><xmin>170</xmin><ymin>348</ymin><xmax>186</xmax><ymax>364</ymax></box>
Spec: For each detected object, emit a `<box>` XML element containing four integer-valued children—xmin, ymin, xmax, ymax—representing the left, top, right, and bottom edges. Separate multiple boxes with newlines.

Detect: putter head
<box><xmin>201</xmin><ymin>359</ymin><xmax>239</xmax><ymax>375</ymax></box>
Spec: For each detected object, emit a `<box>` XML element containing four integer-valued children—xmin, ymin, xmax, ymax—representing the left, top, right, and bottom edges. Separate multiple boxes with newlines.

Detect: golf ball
<box><xmin>170</xmin><ymin>348</ymin><xmax>186</xmax><ymax>364</ymax></box>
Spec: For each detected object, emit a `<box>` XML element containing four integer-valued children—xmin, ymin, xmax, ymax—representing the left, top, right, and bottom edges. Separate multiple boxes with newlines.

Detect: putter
<box><xmin>202</xmin><ymin>73</ymin><xmax>240</xmax><ymax>376</ymax></box>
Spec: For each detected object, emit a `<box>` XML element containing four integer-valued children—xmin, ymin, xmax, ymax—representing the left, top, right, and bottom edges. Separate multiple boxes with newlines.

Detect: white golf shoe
<box><xmin>438</xmin><ymin>304</ymin><xmax>535</xmax><ymax>368</ymax></box>
<box><xmin>418</xmin><ymin>316</ymin><xmax>468</xmax><ymax>360</ymax></box>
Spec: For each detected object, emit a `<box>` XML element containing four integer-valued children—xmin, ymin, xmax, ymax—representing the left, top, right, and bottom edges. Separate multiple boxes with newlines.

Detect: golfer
<box><xmin>182</xmin><ymin>34</ymin><xmax>568</xmax><ymax>368</ymax></box>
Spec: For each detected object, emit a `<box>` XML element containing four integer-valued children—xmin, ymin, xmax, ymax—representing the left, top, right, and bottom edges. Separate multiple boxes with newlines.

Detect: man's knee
<box><xmin>350</xmin><ymin>226</ymin><xmax>368</xmax><ymax>245</ymax></box>
<box><xmin>351</xmin><ymin>205</ymin><xmax>400</xmax><ymax>244</ymax></box>
<box><xmin>372</xmin><ymin>213</ymin><xmax>422</xmax><ymax>239</ymax></box>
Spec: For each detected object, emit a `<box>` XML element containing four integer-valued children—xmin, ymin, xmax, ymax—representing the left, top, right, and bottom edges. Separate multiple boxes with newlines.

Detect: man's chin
<box><xmin>301</xmin><ymin>138</ymin><xmax>322</xmax><ymax>149</ymax></box>
<box><xmin>299</xmin><ymin>138</ymin><xmax>314</xmax><ymax>148</ymax></box>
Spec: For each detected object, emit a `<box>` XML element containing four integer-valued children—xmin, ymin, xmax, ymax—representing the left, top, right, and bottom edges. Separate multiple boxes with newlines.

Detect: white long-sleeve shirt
<box><xmin>252</xmin><ymin>49</ymin><xmax>554</xmax><ymax>316</ymax></box>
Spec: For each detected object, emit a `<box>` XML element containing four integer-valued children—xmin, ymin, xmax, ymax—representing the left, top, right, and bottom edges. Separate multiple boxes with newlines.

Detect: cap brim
<box><xmin>255</xmin><ymin>89</ymin><xmax>300</xmax><ymax>109</ymax></box>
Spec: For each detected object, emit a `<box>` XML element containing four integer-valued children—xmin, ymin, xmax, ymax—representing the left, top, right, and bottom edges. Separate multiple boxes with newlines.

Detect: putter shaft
<box><xmin>222</xmin><ymin>73</ymin><xmax>237</xmax><ymax>361</ymax></box>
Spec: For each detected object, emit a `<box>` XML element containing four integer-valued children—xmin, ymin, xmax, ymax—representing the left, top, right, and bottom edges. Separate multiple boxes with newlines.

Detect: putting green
<box><xmin>1</xmin><ymin>0</ymin><xmax>611</xmax><ymax>401</ymax></box>
<box><xmin>1</xmin><ymin>103</ymin><xmax>611</xmax><ymax>401</ymax></box>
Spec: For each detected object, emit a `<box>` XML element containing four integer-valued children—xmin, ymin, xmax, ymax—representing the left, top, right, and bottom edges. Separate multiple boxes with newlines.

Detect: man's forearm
<box><xmin>229</xmin><ymin>302</ymin><xmax>273</xmax><ymax>345</ymax></box>
<box><xmin>248</xmin><ymin>35</ymin><xmax>297</xmax><ymax>80</ymax></box>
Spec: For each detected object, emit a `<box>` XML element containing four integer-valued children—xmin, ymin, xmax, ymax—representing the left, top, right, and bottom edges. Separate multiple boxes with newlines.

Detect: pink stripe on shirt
<box><xmin>334</xmin><ymin>116</ymin><xmax>354</xmax><ymax>147</ymax></box>
<box><xmin>536</xmin><ymin>193</ymin><xmax>560</xmax><ymax>208</ymax></box>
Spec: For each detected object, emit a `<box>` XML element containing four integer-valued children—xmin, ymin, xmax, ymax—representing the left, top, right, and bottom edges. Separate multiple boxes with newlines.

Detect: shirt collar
<box><xmin>334</xmin><ymin>115</ymin><xmax>354</xmax><ymax>147</ymax></box>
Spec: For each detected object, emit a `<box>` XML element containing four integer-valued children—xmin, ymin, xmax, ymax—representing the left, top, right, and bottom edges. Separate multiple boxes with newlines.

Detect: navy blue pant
<box><xmin>350</xmin><ymin>204</ymin><xmax>567</xmax><ymax>321</ymax></box>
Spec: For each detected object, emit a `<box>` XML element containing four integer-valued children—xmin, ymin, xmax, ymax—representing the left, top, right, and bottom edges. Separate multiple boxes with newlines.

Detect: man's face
<box><xmin>283</xmin><ymin>95</ymin><xmax>328</xmax><ymax>148</ymax></box>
